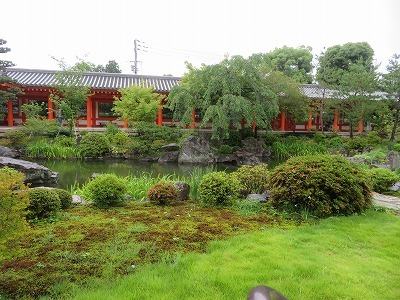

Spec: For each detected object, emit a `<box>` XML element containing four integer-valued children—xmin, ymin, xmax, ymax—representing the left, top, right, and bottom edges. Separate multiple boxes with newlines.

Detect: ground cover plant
<box><xmin>20</xmin><ymin>210</ymin><xmax>400</xmax><ymax>300</ymax></box>
<box><xmin>0</xmin><ymin>200</ymin><xmax>291</xmax><ymax>299</ymax></box>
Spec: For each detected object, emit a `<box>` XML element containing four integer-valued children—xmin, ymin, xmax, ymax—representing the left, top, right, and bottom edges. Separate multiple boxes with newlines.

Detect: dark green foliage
<box><xmin>198</xmin><ymin>171</ymin><xmax>240</xmax><ymax>206</ymax></box>
<box><xmin>263</xmin><ymin>132</ymin><xmax>279</xmax><ymax>146</ymax></box>
<box><xmin>363</xmin><ymin>131</ymin><xmax>384</xmax><ymax>146</ymax></box>
<box><xmin>232</xmin><ymin>164</ymin><xmax>269</xmax><ymax>196</ymax></box>
<box><xmin>345</xmin><ymin>136</ymin><xmax>367</xmax><ymax>151</ymax></box>
<box><xmin>219</xmin><ymin>144</ymin><xmax>234</xmax><ymax>154</ymax></box>
<box><xmin>104</xmin><ymin>122</ymin><xmax>120</xmax><ymax>135</ymax></box>
<box><xmin>86</xmin><ymin>174</ymin><xmax>127</xmax><ymax>208</ymax></box>
<box><xmin>79</xmin><ymin>132</ymin><xmax>110</xmax><ymax>157</ymax></box>
<box><xmin>53</xmin><ymin>188</ymin><xmax>73</xmax><ymax>209</ymax></box>
<box><xmin>269</xmin><ymin>155</ymin><xmax>372</xmax><ymax>218</ymax></box>
<box><xmin>4</xmin><ymin>129</ymin><xmax>26</xmax><ymax>147</ymax></box>
<box><xmin>108</xmin><ymin>131</ymin><xmax>134</xmax><ymax>155</ymax></box>
<box><xmin>224</xmin><ymin>130</ymin><xmax>242</xmax><ymax>147</ymax></box>
<box><xmin>54</xmin><ymin>136</ymin><xmax>76</xmax><ymax>147</ymax></box>
<box><xmin>134</xmin><ymin>121</ymin><xmax>180</xmax><ymax>143</ymax></box>
<box><xmin>366</xmin><ymin>168</ymin><xmax>400</xmax><ymax>193</ymax></box>
<box><xmin>393</xmin><ymin>144</ymin><xmax>400</xmax><ymax>152</ymax></box>
<box><xmin>27</xmin><ymin>188</ymin><xmax>61</xmax><ymax>219</ymax></box>
<box><xmin>324</xmin><ymin>136</ymin><xmax>345</xmax><ymax>149</ymax></box>
<box><xmin>147</xmin><ymin>181</ymin><xmax>179</xmax><ymax>205</ymax></box>
<box><xmin>238</xmin><ymin>127</ymin><xmax>254</xmax><ymax>139</ymax></box>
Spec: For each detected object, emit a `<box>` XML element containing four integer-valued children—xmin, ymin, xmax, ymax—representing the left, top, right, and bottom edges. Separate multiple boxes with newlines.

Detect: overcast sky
<box><xmin>1</xmin><ymin>0</ymin><xmax>399</xmax><ymax>76</ymax></box>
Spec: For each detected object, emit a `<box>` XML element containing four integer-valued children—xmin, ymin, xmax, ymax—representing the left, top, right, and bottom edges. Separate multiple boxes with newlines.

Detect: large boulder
<box><xmin>387</xmin><ymin>151</ymin><xmax>400</xmax><ymax>171</ymax></box>
<box><xmin>235</xmin><ymin>151</ymin><xmax>261</xmax><ymax>166</ymax></box>
<box><xmin>178</xmin><ymin>136</ymin><xmax>216</xmax><ymax>164</ymax></box>
<box><xmin>158</xmin><ymin>151</ymin><xmax>179</xmax><ymax>163</ymax></box>
<box><xmin>0</xmin><ymin>156</ymin><xmax>58</xmax><ymax>185</ymax></box>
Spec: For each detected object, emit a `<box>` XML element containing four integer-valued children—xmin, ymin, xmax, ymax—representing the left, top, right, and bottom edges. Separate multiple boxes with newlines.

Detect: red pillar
<box><xmin>307</xmin><ymin>109</ymin><xmax>312</xmax><ymax>131</ymax></box>
<box><xmin>7</xmin><ymin>99</ymin><xmax>13</xmax><ymax>126</ymax></box>
<box><xmin>333</xmin><ymin>114</ymin><xmax>338</xmax><ymax>131</ymax></box>
<box><xmin>280</xmin><ymin>111</ymin><xmax>285</xmax><ymax>131</ymax></box>
<box><xmin>123</xmin><ymin>118</ymin><xmax>128</xmax><ymax>128</ymax></box>
<box><xmin>251</xmin><ymin>121</ymin><xmax>256</xmax><ymax>131</ymax></box>
<box><xmin>157</xmin><ymin>108</ymin><xmax>163</xmax><ymax>126</ymax></box>
<box><xmin>86</xmin><ymin>97</ymin><xmax>92</xmax><ymax>127</ymax></box>
<box><xmin>48</xmin><ymin>95</ymin><xmax>54</xmax><ymax>120</ymax></box>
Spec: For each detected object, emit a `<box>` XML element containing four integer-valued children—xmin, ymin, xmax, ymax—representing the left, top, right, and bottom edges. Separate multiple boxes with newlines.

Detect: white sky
<box><xmin>1</xmin><ymin>0</ymin><xmax>399</xmax><ymax>77</ymax></box>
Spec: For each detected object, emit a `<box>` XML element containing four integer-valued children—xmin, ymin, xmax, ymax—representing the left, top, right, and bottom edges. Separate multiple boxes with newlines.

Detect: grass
<box><xmin>69</xmin><ymin>210</ymin><xmax>399</xmax><ymax>300</ymax></box>
<box><xmin>271</xmin><ymin>139</ymin><xmax>327</xmax><ymax>159</ymax></box>
<box><xmin>1</xmin><ymin>206</ymin><xmax>399</xmax><ymax>299</ymax></box>
<box><xmin>26</xmin><ymin>139</ymin><xmax>83</xmax><ymax>159</ymax></box>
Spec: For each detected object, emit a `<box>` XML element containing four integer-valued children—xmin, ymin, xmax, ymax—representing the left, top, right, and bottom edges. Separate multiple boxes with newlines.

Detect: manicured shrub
<box><xmin>147</xmin><ymin>181</ymin><xmax>179</xmax><ymax>205</ymax></box>
<box><xmin>134</xmin><ymin>121</ymin><xmax>180</xmax><ymax>143</ymax></box>
<box><xmin>345</xmin><ymin>136</ymin><xmax>367</xmax><ymax>151</ymax></box>
<box><xmin>219</xmin><ymin>144</ymin><xmax>234</xmax><ymax>154</ymax></box>
<box><xmin>198</xmin><ymin>171</ymin><xmax>240</xmax><ymax>206</ymax></box>
<box><xmin>53</xmin><ymin>188</ymin><xmax>73</xmax><ymax>209</ymax></box>
<box><xmin>27</xmin><ymin>188</ymin><xmax>61</xmax><ymax>219</ymax></box>
<box><xmin>85</xmin><ymin>174</ymin><xmax>127</xmax><ymax>208</ymax></box>
<box><xmin>224</xmin><ymin>131</ymin><xmax>242</xmax><ymax>147</ymax></box>
<box><xmin>232</xmin><ymin>164</ymin><xmax>269</xmax><ymax>196</ymax></box>
<box><xmin>0</xmin><ymin>167</ymin><xmax>30</xmax><ymax>246</ymax></box>
<box><xmin>269</xmin><ymin>154</ymin><xmax>372</xmax><ymax>218</ymax></box>
<box><xmin>79</xmin><ymin>132</ymin><xmax>110</xmax><ymax>157</ymax></box>
<box><xmin>366</xmin><ymin>168</ymin><xmax>400</xmax><ymax>193</ymax></box>
<box><xmin>108</xmin><ymin>131</ymin><xmax>134</xmax><ymax>155</ymax></box>
<box><xmin>238</xmin><ymin>127</ymin><xmax>254</xmax><ymax>139</ymax></box>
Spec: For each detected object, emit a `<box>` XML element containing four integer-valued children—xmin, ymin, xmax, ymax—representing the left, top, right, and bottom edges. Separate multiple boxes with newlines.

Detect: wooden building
<box><xmin>1</xmin><ymin>68</ymin><xmax>364</xmax><ymax>132</ymax></box>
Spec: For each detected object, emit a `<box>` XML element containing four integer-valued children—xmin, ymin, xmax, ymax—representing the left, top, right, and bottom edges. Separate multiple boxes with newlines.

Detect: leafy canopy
<box><xmin>167</xmin><ymin>55</ymin><xmax>279</xmax><ymax>140</ymax></box>
<box><xmin>249</xmin><ymin>46</ymin><xmax>314</xmax><ymax>84</ymax></box>
<box><xmin>113</xmin><ymin>84</ymin><xmax>164</xmax><ymax>123</ymax></box>
<box><xmin>0</xmin><ymin>38</ymin><xmax>23</xmax><ymax>116</ymax></box>
<box><xmin>51</xmin><ymin>58</ymin><xmax>91</xmax><ymax>133</ymax></box>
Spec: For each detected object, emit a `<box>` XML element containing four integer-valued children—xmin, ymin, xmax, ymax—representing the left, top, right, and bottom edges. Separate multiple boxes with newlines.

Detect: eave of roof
<box><xmin>4</xmin><ymin>68</ymin><xmax>181</xmax><ymax>93</ymax></box>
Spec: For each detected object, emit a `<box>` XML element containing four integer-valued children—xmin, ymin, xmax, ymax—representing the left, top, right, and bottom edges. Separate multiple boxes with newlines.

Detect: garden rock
<box><xmin>216</xmin><ymin>154</ymin><xmax>237</xmax><ymax>163</ymax></box>
<box><xmin>178</xmin><ymin>136</ymin><xmax>216</xmax><ymax>164</ymax></box>
<box><xmin>241</xmin><ymin>138</ymin><xmax>264</xmax><ymax>157</ymax></box>
<box><xmin>0</xmin><ymin>156</ymin><xmax>58</xmax><ymax>185</ymax></box>
<box><xmin>390</xmin><ymin>181</ymin><xmax>400</xmax><ymax>192</ymax></box>
<box><xmin>158</xmin><ymin>151</ymin><xmax>179</xmax><ymax>163</ymax></box>
<box><xmin>159</xmin><ymin>143</ymin><xmax>179</xmax><ymax>151</ymax></box>
<box><xmin>0</xmin><ymin>146</ymin><xmax>18</xmax><ymax>158</ymax></box>
<box><xmin>72</xmin><ymin>194</ymin><xmax>87</xmax><ymax>204</ymax></box>
<box><xmin>246</xmin><ymin>191</ymin><xmax>270</xmax><ymax>202</ymax></box>
<box><xmin>235</xmin><ymin>151</ymin><xmax>261</xmax><ymax>166</ymax></box>
<box><xmin>173</xmin><ymin>181</ymin><xmax>190</xmax><ymax>200</ymax></box>
<box><xmin>386</xmin><ymin>151</ymin><xmax>400</xmax><ymax>170</ymax></box>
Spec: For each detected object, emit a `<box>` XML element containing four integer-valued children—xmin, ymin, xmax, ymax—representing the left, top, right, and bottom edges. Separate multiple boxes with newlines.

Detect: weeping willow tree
<box><xmin>166</xmin><ymin>55</ymin><xmax>279</xmax><ymax>141</ymax></box>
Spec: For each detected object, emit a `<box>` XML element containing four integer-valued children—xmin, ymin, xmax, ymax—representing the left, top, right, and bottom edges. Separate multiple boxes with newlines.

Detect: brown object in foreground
<box><xmin>247</xmin><ymin>285</ymin><xmax>288</xmax><ymax>300</ymax></box>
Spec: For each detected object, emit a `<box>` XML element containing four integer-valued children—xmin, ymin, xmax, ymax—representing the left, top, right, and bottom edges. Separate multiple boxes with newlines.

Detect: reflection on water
<box><xmin>35</xmin><ymin>159</ymin><xmax>238</xmax><ymax>189</ymax></box>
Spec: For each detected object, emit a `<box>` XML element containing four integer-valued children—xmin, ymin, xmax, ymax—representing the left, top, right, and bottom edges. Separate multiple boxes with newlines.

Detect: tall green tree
<box><xmin>167</xmin><ymin>56</ymin><xmax>279</xmax><ymax>141</ymax></box>
<box><xmin>249</xmin><ymin>46</ymin><xmax>314</xmax><ymax>84</ymax></box>
<box><xmin>104</xmin><ymin>60</ymin><xmax>122</xmax><ymax>73</ymax></box>
<box><xmin>113</xmin><ymin>85</ymin><xmax>164</xmax><ymax>123</ymax></box>
<box><xmin>331</xmin><ymin>62</ymin><xmax>379</xmax><ymax>138</ymax></box>
<box><xmin>51</xmin><ymin>59</ymin><xmax>91</xmax><ymax>134</ymax></box>
<box><xmin>0</xmin><ymin>39</ymin><xmax>23</xmax><ymax>117</ymax></box>
<box><xmin>381</xmin><ymin>54</ymin><xmax>400</xmax><ymax>141</ymax></box>
<box><xmin>316</xmin><ymin>42</ymin><xmax>375</xmax><ymax>85</ymax></box>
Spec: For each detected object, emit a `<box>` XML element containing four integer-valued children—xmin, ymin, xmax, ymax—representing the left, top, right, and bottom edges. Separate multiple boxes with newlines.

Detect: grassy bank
<box><xmin>68</xmin><ymin>210</ymin><xmax>400</xmax><ymax>300</ymax></box>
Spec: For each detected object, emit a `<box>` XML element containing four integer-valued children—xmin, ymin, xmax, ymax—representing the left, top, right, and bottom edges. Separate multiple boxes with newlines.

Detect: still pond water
<box><xmin>35</xmin><ymin>159</ymin><xmax>240</xmax><ymax>190</ymax></box>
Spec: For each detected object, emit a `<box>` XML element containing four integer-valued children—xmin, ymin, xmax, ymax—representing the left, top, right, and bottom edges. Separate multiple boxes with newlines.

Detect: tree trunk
<box><xmin>349</xmin><ymin>124</ymin><xmax>354</xmax><ymax>139</ymax></box>
<box><xmin>390</xmin><ymin>107</ymin><xmax>400</xmax><ymax>141</ymax></box>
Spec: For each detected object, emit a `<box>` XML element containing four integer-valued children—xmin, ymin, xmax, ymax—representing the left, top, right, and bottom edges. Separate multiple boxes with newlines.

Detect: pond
<box><xmin>35</xmin><ymin>159</ymin><xmax>239</xmax><ymax>190</ymax></box>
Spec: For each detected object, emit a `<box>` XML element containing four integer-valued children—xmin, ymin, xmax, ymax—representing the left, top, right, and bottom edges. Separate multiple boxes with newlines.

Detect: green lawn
<box><xmin>63</xmin><ymin>210</ymin><xmax>400</xmax><ymax>299</ymax></box>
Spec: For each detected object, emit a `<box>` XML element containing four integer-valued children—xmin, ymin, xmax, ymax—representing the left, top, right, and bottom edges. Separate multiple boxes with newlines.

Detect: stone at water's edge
<box><xmin>174</xmin><ymin>181</ymin><xmax>190</xmax><ymax>200</ymax></box>
<box><xmin>386</xmin><ymin>151</ymin><xmax>400</xmax><ymax>171</ymax></box>
<box><xmin>178</xmin><ymin>136</ymin><xmax>216</xmax><ymax>164</ymax></box>
<box><xmin>0</xmin><ymin>146</ymin><xmax>18</xmax><ymax>158</ymax></box>
<box><xmin>0</xmin><ymin>156</ymin><xmax>58</xmax><ymax>185</ymax></box>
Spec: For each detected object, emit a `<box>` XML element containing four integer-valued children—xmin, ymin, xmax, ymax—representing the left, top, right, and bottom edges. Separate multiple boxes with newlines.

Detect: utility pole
<box><xmin>133</xmin><ymin>39</ymin><xmax>138</xmax><ymax>74</ymax></box>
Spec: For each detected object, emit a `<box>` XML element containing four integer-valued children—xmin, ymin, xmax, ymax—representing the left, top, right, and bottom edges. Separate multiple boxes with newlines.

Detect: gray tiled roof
<box><xmin>5</xmin><ymin>68</ymin><xmax>180</xmax><ymax>93</ymax></box>
<box><xmin>300</xmin><ymin>84</ymin><xmax>337</xmax><ymax>99</ymax></box>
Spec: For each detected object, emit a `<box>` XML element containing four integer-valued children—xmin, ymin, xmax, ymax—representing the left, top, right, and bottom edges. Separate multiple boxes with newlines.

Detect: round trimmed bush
<box><xmin>147</xmin><ymin>181</ymin><xmax>179</xmax><ymax>205</ymax></box>
<box><xmin>79</xmin><ymin>132</ymin><xmax>110</xmax><ymax>157</ymax></box>
<box><xmin>232</xmin><ymin>163</ymin><xmax>269</xmax><ymax>196</ymax></box>
<box><xmin>366</xmin><ymin>168</ymin><xmax>400</xmax><ymax>193</ymax></box>
<box><xmin>53</xmin><ymin>188</ymin><xmax>73</xmax><ymax>209</ymax></box>
<box><xmin>198</xmin><ymin>171</ymin><xmax>240</xmax><ymax>206</ymax></box>
<box><xmin>269</xmin><ymin>154</ymin><xmax>372</xmax><ymax>218</ymax></box>
<box><xmin>86</xmin><ymin>174</ymin><xmax>127</xmax><ymax>208</ymax></box>
<box><xmin>27</xmin><ymin>188</ymin><xmax>61</xmax><ymax>219</ymax></box>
